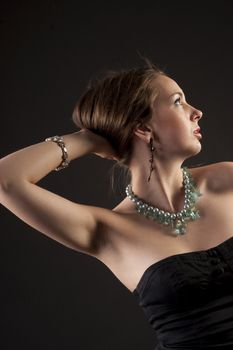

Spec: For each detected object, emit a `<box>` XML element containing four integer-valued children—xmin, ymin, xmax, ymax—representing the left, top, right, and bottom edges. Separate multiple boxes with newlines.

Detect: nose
<box><xmin>191</xmin><ymin>107</ymin><xmax>203</xmax><ymax>121</ymax></box>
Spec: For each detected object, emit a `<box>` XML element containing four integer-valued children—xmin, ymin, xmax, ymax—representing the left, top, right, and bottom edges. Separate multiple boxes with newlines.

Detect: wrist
<box><xmin>62</xmin><ymin>131</ymin><xmax>95</xmax><ymax>161</ymax></box>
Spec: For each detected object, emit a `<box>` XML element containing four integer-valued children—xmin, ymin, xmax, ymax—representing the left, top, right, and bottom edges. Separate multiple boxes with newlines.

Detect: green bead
<box><xmin>189</xmin><ymin>192</ymin><xmax>199</xmax><ymax>202</ymax></box>
<box><xmin>173</xmin><ymin>228</ymin><xmax>181</xmax><ymax>235</ymax></box>
<box><xmin>193</xmin><ymin>210</ymin><xmax>200</xmax><ymax>220</ymax></box>
<box><xmin>125</xmin><ymin>166</ymin><xmax>202</xmax><ymax>236</ymax></box>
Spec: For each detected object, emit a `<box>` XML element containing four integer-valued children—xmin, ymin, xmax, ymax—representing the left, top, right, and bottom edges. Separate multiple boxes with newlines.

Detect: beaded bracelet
<box><xmin>45</xmin><ymin>135</ymin><xmax>70</xmax><ymax>171</ymax></box>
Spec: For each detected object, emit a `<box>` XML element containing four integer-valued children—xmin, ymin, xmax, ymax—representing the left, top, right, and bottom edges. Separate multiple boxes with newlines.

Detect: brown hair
<box><xmin>72</xmin><ymin>57</ymin><xmax>169</xmax><ymax>195</ymax></box>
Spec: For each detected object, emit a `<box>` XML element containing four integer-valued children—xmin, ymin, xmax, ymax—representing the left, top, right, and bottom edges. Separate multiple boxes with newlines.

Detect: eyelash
<box><xmin>174</xmin><ymin>97</ymin><xmax>182</xmax><ymax>106</ymax></box>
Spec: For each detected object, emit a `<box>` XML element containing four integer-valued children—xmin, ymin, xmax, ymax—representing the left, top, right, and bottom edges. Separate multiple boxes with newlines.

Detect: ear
<box><xmin>134</xmin><ymin>122</ymin><xmax>153</xmax><ymax>143</ymax></box>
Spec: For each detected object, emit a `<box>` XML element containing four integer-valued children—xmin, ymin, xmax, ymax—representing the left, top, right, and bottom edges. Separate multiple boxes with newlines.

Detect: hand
<box><xmin>78</xmin><ymin>128</ymin><xmax>120</xmax><ymax>161</ymax></box>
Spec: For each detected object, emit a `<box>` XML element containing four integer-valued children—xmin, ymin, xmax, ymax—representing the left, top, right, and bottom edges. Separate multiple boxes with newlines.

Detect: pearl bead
<box><xmin>125</xmin><ymin>167</ymin><xmax>201</xmax><ymax>236</ymax></box>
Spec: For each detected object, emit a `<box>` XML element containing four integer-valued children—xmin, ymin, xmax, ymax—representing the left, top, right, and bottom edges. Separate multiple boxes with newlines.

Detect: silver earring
<box><xmin>147</xmin><ymin>137</ymin><xmax>155</xmax><ymax>182</ymax></box>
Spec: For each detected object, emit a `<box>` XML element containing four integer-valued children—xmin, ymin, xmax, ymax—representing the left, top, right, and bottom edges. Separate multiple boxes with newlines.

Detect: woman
<box><xmin>1</xmin><ymin>59</ymin><xmax>233</xmax><ymax>349</ymax></box>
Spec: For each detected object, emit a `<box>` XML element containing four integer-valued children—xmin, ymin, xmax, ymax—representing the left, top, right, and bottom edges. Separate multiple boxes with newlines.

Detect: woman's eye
<box><xmin>174</xmin><ymin>97</ymin><xmax>182</xmax><ymax>105</ymax></box>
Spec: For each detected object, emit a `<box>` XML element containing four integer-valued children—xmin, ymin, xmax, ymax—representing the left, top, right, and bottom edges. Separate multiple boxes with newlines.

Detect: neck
<box><xmin>129</xmin><ymin>161</ymin><xmax>185</xmax><ymax>213</ymax></box>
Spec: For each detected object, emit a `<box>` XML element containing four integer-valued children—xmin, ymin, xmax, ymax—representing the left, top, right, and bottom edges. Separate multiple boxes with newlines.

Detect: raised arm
<box><xmin>0</xmin><ymin>129</ymin><xmax>117</xmax><ymax>255</ymax></box>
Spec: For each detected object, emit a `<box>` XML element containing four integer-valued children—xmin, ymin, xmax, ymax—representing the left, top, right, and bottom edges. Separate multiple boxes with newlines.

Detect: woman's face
<box><xmin>149</xmin><ymin>74</ymin><xmax>203</xmax><ymax>159</ymax></box>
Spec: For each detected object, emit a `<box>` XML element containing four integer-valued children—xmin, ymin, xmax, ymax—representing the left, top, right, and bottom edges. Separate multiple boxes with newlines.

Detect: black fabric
<box><xmin>133</xmin><ymin>236</ymin><xmax>233</xmax><ymax>349</ymax></box>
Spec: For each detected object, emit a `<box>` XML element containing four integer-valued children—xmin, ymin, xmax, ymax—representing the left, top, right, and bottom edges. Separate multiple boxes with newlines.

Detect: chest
<box><xmin>98</xmin><ymin>182</ymin><xmax>233</xmax><ymax>292</ymax></box>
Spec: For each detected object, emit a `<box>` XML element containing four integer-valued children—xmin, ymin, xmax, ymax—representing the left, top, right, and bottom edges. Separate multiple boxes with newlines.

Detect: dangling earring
<box><xmin>147</xmin><ymin>137</ymin><xmax>155</xmax><ymax>182</ymax></box>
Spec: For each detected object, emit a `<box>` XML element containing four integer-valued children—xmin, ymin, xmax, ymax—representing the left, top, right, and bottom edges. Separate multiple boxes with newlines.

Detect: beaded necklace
<box><xmin>125</xmin><ymin>166</ymin><xmax>202</xmax><ymax>236</ymax></box>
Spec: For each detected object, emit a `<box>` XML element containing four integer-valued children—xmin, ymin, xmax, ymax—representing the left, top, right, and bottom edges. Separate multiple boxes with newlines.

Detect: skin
<box><xmin>122</xmin><ymin>74</ymin><xmax>203</xmax><ymax>214</ymax></box>
<box><xmin>0</xmin><ymin>73</ymin><xmax>232</xmax><ymax>293</ymax></box>
<box><xmin>106</xmin><ymin>75</ymin><xmax>233</xmax><ymax>292</ymax></box>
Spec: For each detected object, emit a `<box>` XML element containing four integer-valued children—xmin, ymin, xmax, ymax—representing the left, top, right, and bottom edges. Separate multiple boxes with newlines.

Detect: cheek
<box><xmin>155</xmin><ymin>110</ymin><xmax>190</xmax><ymax>141</ymax></box>
<box><xmin>161</xmin><ymin>124</ymin><xmax>192</xmax><ymax>147</ymax></box>
<box><xmin>161</xmin><ymin>121</ymin><xmax>185</xmax><ymax>137</ymax></box>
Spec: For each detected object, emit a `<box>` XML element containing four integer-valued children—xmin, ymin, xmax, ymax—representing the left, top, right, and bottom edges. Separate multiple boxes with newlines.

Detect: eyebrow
<box><xmin>169</xmin><ymin>91</ymin><xmax>185</xmax><ymax>99</ymax></box>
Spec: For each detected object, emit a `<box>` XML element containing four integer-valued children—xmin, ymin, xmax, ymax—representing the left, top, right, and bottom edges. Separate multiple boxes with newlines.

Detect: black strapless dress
<box><xmin>133</xmin><ymin>236</ymin><xmax>233</xmax><ymax>349</ymax></box>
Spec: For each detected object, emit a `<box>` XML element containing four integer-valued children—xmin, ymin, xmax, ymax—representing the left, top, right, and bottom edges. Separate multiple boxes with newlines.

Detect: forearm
<box><xmin>0</xmin><ymin>131</ymin><xmax>94</xmax><ymax>187</ymax></box>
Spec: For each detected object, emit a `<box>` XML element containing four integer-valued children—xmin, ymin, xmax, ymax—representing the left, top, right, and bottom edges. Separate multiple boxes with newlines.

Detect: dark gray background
<box><xmin>0</xmin><ymin>1</ymin><xmax>232</xmax><ymax>349</ymax></box>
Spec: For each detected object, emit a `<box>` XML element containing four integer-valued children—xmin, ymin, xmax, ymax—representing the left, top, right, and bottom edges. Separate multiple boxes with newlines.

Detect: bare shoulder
<box><xmin>90</xmin><ymin>161</ymin><xmax>233</xmax><ymax>259</ymax></box>
<box><xmin>189</xmin><ymin>161</ymin><xmax>233</xmax><ymax>193</ymax></box>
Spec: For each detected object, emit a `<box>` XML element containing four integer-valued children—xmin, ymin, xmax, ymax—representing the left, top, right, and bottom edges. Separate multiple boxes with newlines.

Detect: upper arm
<box><xmin>0</xmin><ymin>180</ymin><xmax>106</xmax><ymax>255</ymax></box>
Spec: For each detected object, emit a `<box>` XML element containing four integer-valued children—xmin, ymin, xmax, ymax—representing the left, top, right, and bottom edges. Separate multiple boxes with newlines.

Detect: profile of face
<box><xmin>147</xmin><ymin>74</ymin><xmax>203</xmax><ymax>160</ymax></box>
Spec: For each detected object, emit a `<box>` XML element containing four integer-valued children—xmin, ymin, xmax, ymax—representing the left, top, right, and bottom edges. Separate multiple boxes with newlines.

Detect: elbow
<box><xmin>0</xmin><ymin>175</ymin><xmax>9</xmax><ymax>193</ymax></box>
<box><xmin>0</xmin><ymin>180</ymin><xmax>14</xmax><ymax>194</ymax></box>
<box><xmin>0</xmin><ymin>165</ymin><xmax>12</xmax><ymax>192</ymax></box>
<box><xmin>0</xmin><ymin>165</ymin><xmax>28</xmax><ymax>192</ymax></box>
<box><xmin>0</xmin><ymin>176</ymin><xmax>26</xmax><ymax>194</ymax></box>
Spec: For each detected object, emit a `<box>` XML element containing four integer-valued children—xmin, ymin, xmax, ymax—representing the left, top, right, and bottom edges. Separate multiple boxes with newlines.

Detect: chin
<box><xmin>190</xmin><ymin>143</ymin><xmax>202</xmax><ymax>157</ymax></box>
<box><xmin>184</xmin><ymin>141</ymin><xmax>202</xmax><ymax>158</ymax></box>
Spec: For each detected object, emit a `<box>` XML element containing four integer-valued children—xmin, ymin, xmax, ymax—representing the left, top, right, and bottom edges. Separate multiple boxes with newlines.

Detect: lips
<box><xmin>193</xmin><ymin>127</ymin><xmax>201</xmax><ymax>134</ymax></box>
